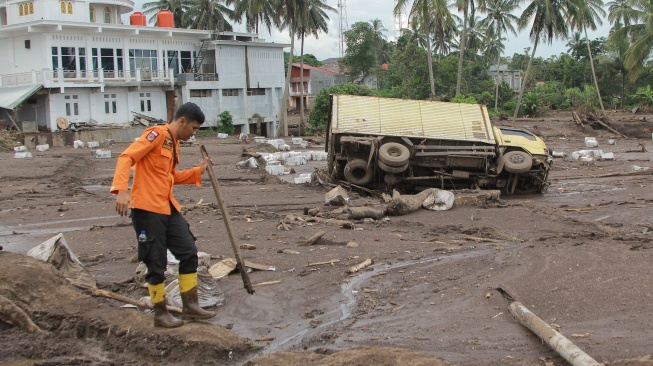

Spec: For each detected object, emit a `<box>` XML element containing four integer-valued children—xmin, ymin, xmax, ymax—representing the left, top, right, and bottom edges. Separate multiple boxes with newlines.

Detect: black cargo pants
<box><xmin>131</xmin><ymin>204</ymin><xmax>198</xmax><ymax>285</ymax></box>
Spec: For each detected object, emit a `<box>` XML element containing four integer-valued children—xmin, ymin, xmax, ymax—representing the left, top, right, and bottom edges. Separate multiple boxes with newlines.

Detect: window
<box><xmin>89</xmin><ymin>7</ymin><xmax>95</xmax><ymax>22</ymax></box>
<box><xmin>100</xmin><ymin>48</ymin><xmax>114</xmax><ymax>72</ymax></box>
<box><xmin>60</xmin><ymin>2</ymin><xmax>65</xmax><ymax>13</ymax></box>
<box><xmin>61</xmin><ymin>47</ymin><xmax>76</xmax><ymax>76</ymax></box>
<box><xmin>29</xmin><ymin>2</ymin><xmax>33</xmax><ymax>14</ymax></box>
<box><xmin>78</xmin><ymin>48</ymin><xmax>86</xmax><ymax>75</ymax></box>
<box><xmin>166</xmin><ymin>50</ymin><xmax>179</xmax><ymax>75</ymax></box>
<box><xmin>19</xmin><ymin>4</ymin><xmax>24</xmax><ymax>16</ymax></box>
<box><xmin>129</xmin><ymin>49</ymin><xmax>158</xmax><ymax>74</ymax></box>
<box><xmin>64</xmin><ymin>95</ymin><xmax>79</xmax><ymax>117</ymax></box>
<box><xmin>139</xmin><ymin>93</ymin><xmax>152</xmax><ymax>112</ymax></box>
<box><xmin>190</xmin><ymin>90</ymin><xmax>212</xmax><ymax>98</ymax></box>
<box><xmin>67</xmin><ymin>2</ymin><xmax>72</xmax><ymax>14</ymax></box>
<box><xmin>19</xmin><ymin>2</ymin><xmax>33</xmax><ymax>16</ymax></box>
<box><xmin>222</xmin><ymin>89</ymin><xmax>239</xmax><ymax>97</ymax></box>
<box><xmin>51</xmin><ymin>47</ymin><xmax>58</xmax><ymax>70</ymax></box>
<box><xmin>247</xmin><ymin>88</ymin><xmax>266</xmax><ymax>96</ymax></box>
<box><xmin>104</xmin><ymin>7</ymin><xmax>111</xmax><ymax>23</ymax></box>
<box><xmin>60</xmin><ymin>1</ymin><xmax>72</xmax><ymax>14</ymax></box>
<box><xmin>180</xmin><ymin>51</ymin><xmax>193</xmax><ymax>73</ymax></box>
<box><xmin>104</xmin><ymin>94</ymin><xmax>117</xmax><ymax>114</ymax></box>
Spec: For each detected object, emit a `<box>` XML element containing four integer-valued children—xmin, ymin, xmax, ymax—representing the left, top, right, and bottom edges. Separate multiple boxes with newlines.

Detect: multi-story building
<box><xmin>0</xmin><ymin>0</ymin><xmax>288</xmax><ymax>137</ymax></box>
<box><xmin>487</xmin><ymin>65</ymin><xmax>522</xmax><ymax>91</ymax></box>
<box><xmin>289</xmin><ymin>63</ymin><xmax>346</xmax><ymax>109</ymax></box>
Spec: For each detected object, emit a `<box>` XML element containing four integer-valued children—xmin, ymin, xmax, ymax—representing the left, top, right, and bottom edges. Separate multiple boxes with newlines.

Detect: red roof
<box><xmin>292</xmin><ymin>63</ymin><xmax>340</xmax><ymax>75</ymax></box>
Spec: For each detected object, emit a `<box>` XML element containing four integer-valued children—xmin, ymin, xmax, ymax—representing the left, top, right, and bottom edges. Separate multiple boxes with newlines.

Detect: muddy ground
<box><xmin>2</xmin><ymin>110</ymin><xmax>653</xmax><ymax>365</ymax></box>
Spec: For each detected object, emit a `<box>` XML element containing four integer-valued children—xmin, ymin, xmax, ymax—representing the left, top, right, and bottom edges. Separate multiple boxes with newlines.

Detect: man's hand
<box><xmin>199</xmin><ymin>156</ymin><xmax>212</xmax><ymax>174</ymax></box>
<box><xmin>115</xmin><ymin>190</ymin><xmax>131</xmax><ymax>217</ymax></box>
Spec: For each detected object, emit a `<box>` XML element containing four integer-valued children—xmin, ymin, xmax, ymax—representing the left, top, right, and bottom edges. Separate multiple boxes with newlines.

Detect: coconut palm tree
<box><xmin>396</xmin><ymin>0</ymin><xmax>454</xmax><ymax>99</ymax></box>
<box><xmin>142</xmin><ymin>0</ymin><xmax>188</xmax><ymax>26</ymax></box>
<box><xmin>462</xmin><ymin>14</ymin><xmax>487</xmax><ymax>55</ymax></box>
<box><xmin>513</xmin><ymin>0</ymin><xmax>569</xmax><ymax>122</ymax></box>
<box><xmin>183</xmin><ymin>0</ymin><xmax>234</xmax><ymax>31</ymax></box>
<box><xmin>370</xmin><ymin>19</ymin><xmax>388</xmax><ymax>66</ymax></box>
<box><xmin>454</xmin><ymin>0</ymin><xmax>469</xmax><ymax>96</ymax></box>
<box><xmin>275</xmin><ymin>0</ymin><xmax>303</xmax><ymax>137</ymax></box>
<box><xmin>481</xmin><ymin>0</ymin><xmax>518</xmax><ymax>111</ymax></box>
<box><xmin>231</xmin><ymin>0</ymin><xmax>275</xmax><ymax>33</ymax></box>
<box><xmin>604</xmin><ymin>25</ymin><xmax>630</xmax><ymax>108</ymax></box>
<box><xmin>297</xmin><ymin>0</ymin><xmax>335</xmax><ymax>126</ymax></box>
<box><xmin>607</xmin><ymin>0</ymin><xmax>636</xmax><ymax>28</ymax></box>
<box><xmin>609</xmin><ymin>0</ymin><xmax>653</xmax><ymax>82</ymax></box>
<box><xmin>567</xmin><ymin>0</ymin><xmax>607</xmax><ymax>113</ymax></box>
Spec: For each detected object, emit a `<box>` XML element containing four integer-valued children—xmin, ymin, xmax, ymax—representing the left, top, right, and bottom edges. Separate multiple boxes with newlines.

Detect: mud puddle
<box><xmin>257</xmin><ymin>248</ymin><xmax>493</xmax><ymax>357</ymax></box>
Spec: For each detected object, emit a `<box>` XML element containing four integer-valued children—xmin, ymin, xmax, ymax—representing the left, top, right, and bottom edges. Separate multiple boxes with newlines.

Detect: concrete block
<box><xmin>311</xmin><ymin>151</ymin><xmax>328</xmax><ymax>161</ymax></box>
<box><xmin>87</xmin><ymin>141</ymin><xmax>100</xmax><ymax>148</ymax></box>
<box><xmin>13</xmin><ymin>146</ymin><xmax>27</xmax><ymax>152</ymax></box>
<box><xmin>291</xmin><ymin>137</ymin><xmax>303</xmax><ymax>145</ymax></box>
<box><xmin>36</xmin><ymin>144</ymin><xmax>50</xmax><ymax>152</ymax></box>
<box><xmin>14</xmin><ymin>152</ymin><xmax>33</xmax><ymax>158</ymax></box>
<box><xmin>95</xmin><ymin>149</ymin><xmax>112</xmax><ymax>159</ymax></box>
<box><xmin>73</xmin><ymin>140</ymin><xmax>85</xmax><ymax>148</ymax></box>
<box><xmin>265</xmin><ymin>165</ymin><xmax>285</xmax><ymax>175</ymax></box>
<box><xmin>217</xmin><ymin>133</ymin><xmax>228</xmax><ymax>139</ymax></box>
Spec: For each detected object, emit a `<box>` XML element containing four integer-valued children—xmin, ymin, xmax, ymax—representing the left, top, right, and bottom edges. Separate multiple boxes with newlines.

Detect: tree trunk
<box><xmin>278</xmin><ymin>29</ymin><xmax>294</xmax><ymax>137</ymax></box>
<box><xmin>621</xmin><ymin>72</ymin><xmax>625</xmax><ymax>109</ymax></box>
<box><xmin>585</xmin><ymin>26</ymin><xmax>605</xmax><ymax>113</ymax></box>
<box><xmin>513</xmin><ymin>33</ymin><xmax>539</xmax><ymax>125</ymax></box>
<box><xmin>494</xmin><ymin>29</ymin><xmax>501</xmax><ymax>113</ymax></box>
<box><xmin>455</xmin><ymin>4</ymin><xmax>468</xmax><ymax>96</ymax></box>
<box><xmin>425</xmin><ymin>30</ymin><xmax>436</xmax><ymax>100</ymax></box>
<box><xmin>299</xmin><ymin>33</ymin><xmax>306</xmax><ymax>131</ymax></box>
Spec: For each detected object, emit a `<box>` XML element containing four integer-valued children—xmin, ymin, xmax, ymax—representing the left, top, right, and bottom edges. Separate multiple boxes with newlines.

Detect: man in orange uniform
<box><xmin>111</xmin><ymin>102</ymin><xmax>215</xmax><ymax>328</ymax></box>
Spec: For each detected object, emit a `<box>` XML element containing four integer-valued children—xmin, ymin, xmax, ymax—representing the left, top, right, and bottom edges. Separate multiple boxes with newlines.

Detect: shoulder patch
<box><xmin>162</xmin><ymin>137</ymin><xmax>173</xmax><ymax>150</ymax></box>
<box><xmin>146</xmin><ymin>130</ymin><xmax>160</xmax><ymax>142</ymax></box>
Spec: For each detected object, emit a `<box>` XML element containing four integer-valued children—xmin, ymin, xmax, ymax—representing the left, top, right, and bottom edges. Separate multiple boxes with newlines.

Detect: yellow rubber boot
<box><xmin>178</xmin><ymin>273</ymin><xmax>216</xmax><ymax>321</ymax></box>
<box><xmin>148</xmin><ymin>283</ymin><xmax>183</xmax><ymax>328</ymax></box>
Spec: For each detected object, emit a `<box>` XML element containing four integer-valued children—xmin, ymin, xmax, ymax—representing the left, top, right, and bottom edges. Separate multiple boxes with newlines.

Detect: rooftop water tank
<box><xmin>157</xmin><ymin>10</ymin><xmax>174</xmax><ymax>28</ymax></box>
<box><xmin>130</xmin><ymin>11</ymin><xmax>146</xmax><ymax>26</ymax></box>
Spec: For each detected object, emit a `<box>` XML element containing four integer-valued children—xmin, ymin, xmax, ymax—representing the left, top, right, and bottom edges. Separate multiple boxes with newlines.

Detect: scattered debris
<box><xmin>305</xmin><ymin>259</ymin><xmax>340</xmax><ymax>267</ymax></box>
<box><xmin>240</xmin><ymin>244</ymin><xmax>257</xmax><ymax>250</ymax></box>
<box><xmin>386</xmin><ymin>189</ymin><xmax>454</xmax><ymax>216</ymax></box>
<box><xmin>347</xmin><ymin>258</ymin><xmax>373</xmax><ymax>274</ymax></box>
<box><xmin>91</xmin><ymin>289</ymin><xmax>182</xmax><ymax>314</ymax></box>
<box><xmin>347</xmin><ymin>206</ymin><xmax>386</xmax><ymax>220</ymax></box>
<box><xmin>325</xmin><ymin>185</ymin><xmax>349</xmax><ymax>206</ymax></box>
<box><xmin>255</xmin><ymin>336</ymin><xmax>275</xmax><ymax>342</ymax></box>
<box><xmin>346</xmin><ymin>241</ymin><xmax>359</xmax><ymax>248</ymax></box>
<box><xmin>301</xmin><ymin>230</ymin><xmax>326</xmax><ymax>246</ymax></box>
<box><xmin>278</xmin><ymin>249</ymin><xmax>300</xmax><ymax>255</ymax></box>
<box><xmin>252</xmin><ymin>280</ymin><xmax>281</xmax><ymax>288</ymax></box>
<box><xmin>0</xmin><ymin>294</ymin><xmax>48</xmax><ymax>334</ymax></box>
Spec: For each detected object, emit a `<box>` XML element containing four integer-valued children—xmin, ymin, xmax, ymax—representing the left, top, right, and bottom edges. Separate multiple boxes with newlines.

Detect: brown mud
<box><xmin>1</xmin><ymin>111</ymin><xmax>653</xmax><ymax>365</ymax></box>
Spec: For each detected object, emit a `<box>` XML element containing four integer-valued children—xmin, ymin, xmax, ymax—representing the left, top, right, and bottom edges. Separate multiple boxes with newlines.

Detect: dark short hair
<box><xmin>174</xmin><ymin>102</ymin><xmax>205</xmax><ymax>125</ymax></box>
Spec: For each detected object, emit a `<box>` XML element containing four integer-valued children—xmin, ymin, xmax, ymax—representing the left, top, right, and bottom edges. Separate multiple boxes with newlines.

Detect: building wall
<box><xmin>216</xmin><ymin>46</ymin><xmax>246</xmax><ymax>89</ymax></box>
<box><xmin>5</xmin><ymin>1</ymin><xmax>128</xmax><ymax>26</ymax></box>
<box><xmin>247</xmin><ymin>46</ymin><xmax>285</xmax><ymax>88</ymax></box>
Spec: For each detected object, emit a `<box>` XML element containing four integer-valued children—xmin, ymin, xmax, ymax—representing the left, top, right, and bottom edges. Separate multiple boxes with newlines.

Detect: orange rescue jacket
<box><xmin>110</xmin><ymin>125</ymin><xmax>201</xmax><ymax>215</ymax></box>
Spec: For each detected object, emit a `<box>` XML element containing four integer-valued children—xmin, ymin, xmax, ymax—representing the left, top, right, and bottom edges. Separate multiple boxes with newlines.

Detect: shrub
<box><xmin>217</xmin><ymin>111</ymin><xmax>235</xmax><ymax>135</ymax></box>
<box><xmin>566</xmin><ymin>85</ymin><xmax>598</xmax><ymax>114</ymax></box>
<box><xmin>451</xmin><ymin>94</ymin><xmax>478</xmax><ymax>104</ymax></box>
<box><xmin>307</xmin><ymin>83</ymin><xmax>373</xmax><ymax>133</ymax></box>
<box><xmin>521</xmin><ymin>92</ymin><xmax>541</xmax><ymax>117</ymax></box>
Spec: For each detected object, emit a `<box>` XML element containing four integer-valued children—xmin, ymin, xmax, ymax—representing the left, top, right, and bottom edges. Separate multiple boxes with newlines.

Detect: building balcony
<box><xmin>0</xmin><ymin>68</ymin><xmax>175</xmax><ymax>89</ymax></box>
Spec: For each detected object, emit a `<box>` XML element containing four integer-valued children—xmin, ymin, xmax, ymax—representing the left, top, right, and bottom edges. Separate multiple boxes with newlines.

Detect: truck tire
<box><xmin>344</xmin><ymin>159</ymin><xmax>374</xmax><ymax>185</ymax></box>
<box><xmin>378</xmin><ymin>160</ymin><xmax>408</xmax><ymax>173</ymax></box>
<box><xmin>379</xmin><ymin>142</ymin><xmax>410</xmax><ymax>167</ymax></box>
<box><xmin>501</xmin><ymin>151</ymin><xmax>532</xmax><ymax>174</ymax></box>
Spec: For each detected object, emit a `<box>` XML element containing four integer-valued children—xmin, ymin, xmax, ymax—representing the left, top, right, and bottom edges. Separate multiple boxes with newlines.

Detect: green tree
<box><xmin>602</xmin><ymin>26</ymin><xmax>630</xmax><ymax>108</ymax></box>
<box><xmin>284</xmin><ymin>52</ymin><xmax>323</xmax><ymax>67</ymax></box>
<box><xmin>342</xmin><ymin>22</ymin><xmax>376</xmax><ymax>83</ymax></box>
<box><xmin>307</xmin><ymin>84</ymin><xmax>373</xmax><ymax>132</ymax></box>
<box><xmin>183</xmin><ymin>0</ymin><xmax>233</xmax><ymax>30</ymax></box>
<box><xmin>609</xmin><ymin>0</ymin><xmax>653</xmax><ymax>82</ymax></box>
<box><xmin>370</xmin><ymin>19</ymin><xmax>389</xmax><ymax>65</ymax></box>
<box><xmin>297</xmin><ymin>0</ymin><xmax>335</xmax><ymax>125</ymax></box>
<box><xmin>217</xmin><ymin>111</ymin><xmax>235</xmax><ymax>134</ymax></box>
<box><xmin>481</xmin><ymin>0</ymin><xmax>518</xmax><ymax>111</ymax></box>
<box><xmin>567</xmin><ymin>0</ymin><xmax>607</xmax><ymax>112</ymax></box>
<box><xmin>513</xmin><ymin>0</ymin><xmax>570</xmax><ymax>122</ymax></box>
<box><xmin>231</xmin><ymin>0</ymin><xmax>275</xmax><ymax>33</ymax></box>
<box><xmin>386</xmin><ymin>36</ymin><xmax>432</xmax><ymax>99</ymax></box>
<box><xmin>607</xmin><ymin>0</ymin><xmax>636</xmax><ymax>29</ymax></box>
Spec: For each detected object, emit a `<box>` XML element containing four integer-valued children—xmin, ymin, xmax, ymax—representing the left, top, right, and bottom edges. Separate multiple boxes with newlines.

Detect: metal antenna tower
<box><xmin>338</xmin><ymin>0</ymin><xmax>348</xmax><ymax>58</ymax></box>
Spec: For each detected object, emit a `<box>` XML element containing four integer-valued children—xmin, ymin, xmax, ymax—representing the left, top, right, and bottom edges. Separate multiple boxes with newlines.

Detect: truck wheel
<box><xmin>344</xmin><ymin>159</ymin><xmax>373</xmax><ymax>185</ymax></box>
<box><xmin>379</xmin><ymin>143</ymin><xmax>410</xmax><ymax>167</ymax></box>
<box><xmin>501</xmin><ymin>151</ymin><xmax>532</xmax><ymax>174</ymax></box>
<box><xmin>378</xmin><ymin>160</ymin><xmax>408</xmax><ymax>173</ymax></box>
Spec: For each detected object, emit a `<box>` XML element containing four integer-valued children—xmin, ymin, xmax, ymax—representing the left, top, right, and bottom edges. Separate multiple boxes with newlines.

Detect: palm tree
<box><xmin>183</xmin><ymin>0</ymin><xmax>234</xmax><ymax>30</ymax></box>
<box><xmin>433</xmin><ymin>3</ymin><xmax>459</xmax><ymax>61</ymax></box>
<box><xmin>513</xmin><ymin>0</ymin><xmax>569</xmax><ymax>122</ymax></box>
<box><xmin>396</xmin><ymin>0</ymin><xmax>454</xmax><ymax>99</ymax></box>
<box><xmin>481</xmin><ymin>0</ymin><xmax>518</xmax><ymax>112</ymax></box>
<box><xmin>370</xmin><ymin>19</ymin><xmax>388</xmax><ymax>66</ymax></box>
<box><xmin>275</xmin><ymin>0</ymin><xmax>303</xmax><ymax>137</ymax></box>
<box><xmin>607</xmin><ymin>0</ymin><xmax>636</xmax><ymax>28</ymax></box>
<box><xmin>567</xmin><ymin>0</ymin><xmax>607</xmax><ymax>113</ymax></box>
<box><xmin>232</xmin><ymin>0</ymin><xmax>275</xmax><ymax>33</ymax></box>
<box><xmin>454</xmin><ymin>0</ymin><xmax>469</xmax><ymax>96</ymax></box>
<box><xmin>297</xmin><ymin>0</ymin><xmax>335</xmax><ymax>126</ymax></box>
<box><xmin>142</xmin><ymin>0</ymin><xmax>188</xmax><ymax>26</ymax></box>
<box><xmin>566</xmin><ymin>31</ymin><xmax>585</xmax><ymax>59</ymax></box>
<box><xmin>462</xmin><ymin>14</ymin><xmax>486</xmax><ymax>55</ymax></box>
<box><xmin>604</xmin><ymin>25</ymin><xmax>630</xmax><ymax>108</ymax></box>
<box><xmin>609</xmin><ymin>0</ymin><xmax>653</xmax><ymax>82</ymax></box>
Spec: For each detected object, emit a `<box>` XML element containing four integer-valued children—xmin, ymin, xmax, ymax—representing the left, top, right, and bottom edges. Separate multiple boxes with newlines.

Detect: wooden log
<box><xmin>252</xmin><ymin>280</ymin><xmax>282</xmax><ymax>287</ymax></box>
<box><xmin>0</xmin><ymin>295</ymin><xmax>47</xmax><ymax>334</ymax></box>
<box><xmin>347</xmin><ymin>258</ymin><xmax>373</xmax><ymax>274</ymax></box>
<box><xmin>347</xmin><ymin>207</ymin><xmax>386</xmax><ymax>220</ymax></box>
<box><xmin>91</xmin><ymin>289</ymin><xmax>182</xmax><ymax>314</ymax></box>
<box><xmin>509</xmin><ymin>301</ymin><xmax>601</xmax><ymax>366</ymax></box>
<box><xmin>305</xmin><ymin>217</ymin><xmax>355</xmax><ymax>229</ymax></box>
<box><xmin>300</xmin><ymin>230</ymin><xmax>325</xmax><ymax>246</ymax></box>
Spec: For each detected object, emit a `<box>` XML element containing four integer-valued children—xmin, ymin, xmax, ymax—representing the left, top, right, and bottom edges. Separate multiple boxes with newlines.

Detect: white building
<box><xmin>0</xmin><ymin>0</ymin><xmax>288</xmax><ymax>137</ymax></box>
<box><xmin>487</xmin><ymin>65</ymin><xmax>522</xmax><ymax>91</ymax></box>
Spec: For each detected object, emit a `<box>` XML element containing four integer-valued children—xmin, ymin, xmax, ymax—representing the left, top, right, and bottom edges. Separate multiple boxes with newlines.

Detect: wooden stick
<box><xmin>300</xmin><ymin>230</ymin><xmax>325</xmax><ymax>246</ymax></box>
<box><xmin>509</xmin><ymin>301</ymin><xmax>601</xmax><ymax>366</ymax></box>
<box><xmin>347</xmin><ymin>258</ymin><xmax>373</xmax><ymax>274</ymax></box>
<box><xmin>91</xmin><ymin>289</ymin><xmax>182</xmax><ymax>314</ymax></box>
<box><xmin>200</xmin><ymin>145</ymin><xmax>254</xmax><ymax>295</ymax></box>
<box><xmin>278</xmin><ymin>220</ymin><xmax>290</xmax><ymax>231</ymax></box>
<box><xmin>253</xmin><ymin>280</ymin><xmax>282</xmax><ymax>287</ymax></box>
<box><xmin>304</xmin><ymin>259</ymin><xmax>340</xmax><ymax>267</ymax></box>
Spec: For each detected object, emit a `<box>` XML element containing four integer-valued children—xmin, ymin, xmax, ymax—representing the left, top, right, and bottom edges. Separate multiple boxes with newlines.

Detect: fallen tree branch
<box><xmin>253</xmin><ymin>280</ymin><xmax>282</xmax><ymax>287</ymax></box>
<box><xmin>300</xmin><ymin>230</ymin><xmax>326</xmax><ymax>246</ymax></box>
<box><xmin>304</xmin><ymin>259</ymin><xmax>340</xmax><ymax>267</ymax></box>
<box><xmin>0</xmin><ymin>295</ymin><xmax>47</xmax><ymax>334</ymax></box>
<box><xmin>91</xmin><ymin>289</ymin><xmax>182</xmax><ymax>314</ymax></box>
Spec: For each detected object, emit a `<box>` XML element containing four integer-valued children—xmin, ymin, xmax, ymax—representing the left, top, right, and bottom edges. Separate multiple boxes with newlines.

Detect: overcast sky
<box><xmin>131</xmin><ymin>0</ymin><xmax>613</xmax><ymax>62</ymax></box>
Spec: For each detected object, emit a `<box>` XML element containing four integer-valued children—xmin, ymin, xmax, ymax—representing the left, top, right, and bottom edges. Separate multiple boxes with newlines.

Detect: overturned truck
<box><xmin>326</xmin><ymin>95</ymin><xmax>552</xmax><ymax>194</ymax></box>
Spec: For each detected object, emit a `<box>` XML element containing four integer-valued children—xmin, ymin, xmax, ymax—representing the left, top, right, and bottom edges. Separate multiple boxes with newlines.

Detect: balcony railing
<box><xmin>0</xmin><ymin>68</ymin><xmax>176</xmax><ymax>87</ymax></box>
